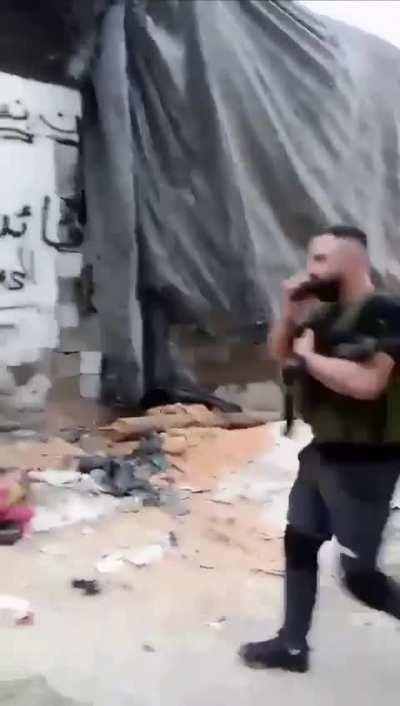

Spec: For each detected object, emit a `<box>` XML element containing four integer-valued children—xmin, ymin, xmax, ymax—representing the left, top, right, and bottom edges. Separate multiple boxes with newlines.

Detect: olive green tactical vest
<box><xmin>295</xmin><ymin>297</ymin><xmax>400</xmax><ymax>445</ymax></box>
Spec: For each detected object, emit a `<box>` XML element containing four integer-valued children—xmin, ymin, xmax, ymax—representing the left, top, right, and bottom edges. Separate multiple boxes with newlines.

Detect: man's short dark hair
<box><xmin>325</xmin><ymin>225</ymin><xmax>368</xmax><ymax>249</ymax></box>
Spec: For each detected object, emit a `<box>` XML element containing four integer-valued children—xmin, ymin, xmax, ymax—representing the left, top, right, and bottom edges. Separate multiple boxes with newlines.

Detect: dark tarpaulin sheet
<box><xmin>81</xmin><ymin>0</ymin><xmax>400</xmax><ymax>406</ymax></box>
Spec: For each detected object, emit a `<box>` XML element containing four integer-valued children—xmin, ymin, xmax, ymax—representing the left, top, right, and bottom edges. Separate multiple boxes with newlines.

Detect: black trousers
<box><xmin>281</xmin><ymin>443</ymin><xmax>400</xmax><ymax>649</ymax></box>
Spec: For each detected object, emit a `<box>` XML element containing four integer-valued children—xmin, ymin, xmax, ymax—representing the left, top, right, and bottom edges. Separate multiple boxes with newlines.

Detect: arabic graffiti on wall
<box><xmin>0</xmin><ymin>98</ymin><xmax>79</xmax><ymax>146</ymax></box>
<box><xmin>0</xmin><ymin>196</ymin><xmax>79</xmax><ymax>292</ymax></box>
<box><xmin>0</xmin><ymin>72</ymin><xmax>82</xmax><ymax>365</ymax></box>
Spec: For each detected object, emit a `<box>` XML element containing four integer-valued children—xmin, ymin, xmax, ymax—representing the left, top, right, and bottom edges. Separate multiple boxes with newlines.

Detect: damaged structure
<box><xmin>0</xmin><ymin>0</ymin><xmax>400</xmax><ymax>421</ymax></box>
<box><xmin>2</xmin><ymin>10</ymin><xmax>400</xmax><ymax>700</ymax></box>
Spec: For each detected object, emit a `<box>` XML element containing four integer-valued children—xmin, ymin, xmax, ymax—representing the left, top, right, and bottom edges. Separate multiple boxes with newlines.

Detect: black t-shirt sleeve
<box><xmin>359</xmin><ymin>294</ymin><xmax>400</xmax><ymax>341</ymax></box>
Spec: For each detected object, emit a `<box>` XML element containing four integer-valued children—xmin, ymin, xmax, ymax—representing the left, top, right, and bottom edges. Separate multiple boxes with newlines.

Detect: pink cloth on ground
<box><xmin>0</xmin><ymin>486</ymin><xmax>34</xmax><ymax>529</ymax></box>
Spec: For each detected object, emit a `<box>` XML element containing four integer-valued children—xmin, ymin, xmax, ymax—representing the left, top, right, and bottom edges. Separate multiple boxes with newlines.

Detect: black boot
<box><xmin>239</xmin><ymin>635</ymin><xmax>309</xmax><ymax>673</ymax></box>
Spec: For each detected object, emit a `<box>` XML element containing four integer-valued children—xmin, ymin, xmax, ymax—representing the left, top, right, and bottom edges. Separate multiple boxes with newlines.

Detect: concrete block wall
<box><xmin>180</xmin><ymin>334</ymin><xmax>283</xmax><ymax>414</ymax></box>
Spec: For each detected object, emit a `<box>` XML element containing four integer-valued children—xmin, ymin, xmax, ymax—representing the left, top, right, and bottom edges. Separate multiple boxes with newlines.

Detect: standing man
<box><xmin>240</xmin><ymin>225</ymin><xmax>400</xmax><ymax>673</ymax></box>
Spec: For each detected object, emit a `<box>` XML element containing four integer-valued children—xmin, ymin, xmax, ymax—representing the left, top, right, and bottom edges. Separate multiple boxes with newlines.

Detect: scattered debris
<box><xmin>125</xmin><ymin>544</ymin><xmax>165</xmax><ymax>568</ymax></box>
<box><xmin>199</xmin><ymin>564</ymin><xmax>215</xmax><ymax>570</ymax></box>
<box><xmin>72</xmin><ymin>578</ymin><xmax>101</xmax><ymax>596</ymax></box>
<box><xmin>39</xmin><ymin>544</ymin><xmax>69</xmax><ymax>557</ymax></box>
<box><xmin>170</xmin><ymin>462</ymin><xmax>185</xmax><ymax>474</ymax></box>
<box><xmin>116</xmin><ymin>582</ymin><xmax>133</xmax><ymax>592</ymax></box>
<box><xmin>104</xmin><ymin>433</ymin><xmax>187</xmax><ymax>458</ymax></box>
<box><xmin>0</xmin><ymin>523</ymin><xmax>23</xmax><ymax>546</ymax></box>
<box><xmin>210</xmin><ymin>495</ymin><xmax>234</xmax><ymax>506</ymax></box>
<box><xmin>168</xmin><ymin>530</ymin><xmax>178</xmax><ymax>547</ymax></box>
<box><xmin>78</xmin><ymin>433</ymin><xmax>107</xmax><ymax>455</ymax></box>
<box><xmin>179</xmin><ymin>485</ymin><xmax>211</xmax><ymax>494</ymax></box>
<box><xmin>159</xmin><ymin>487</ymin><xmax>190</xmax><ymax>517</ymax></box>
<box><xmin>29</xmin><ymin>469</ymin><xmax>103</xmax><ymax>495</ymax></box>
<box><xmin>31</xmin><ymin>492</ymin><xmax>117</xmax><ymax>533</ymax></box>
<box><xmin>60</xmin><ymin>428</ymin><xmax>84</xmax><ymax>444</ymax></box>
<box><xmin>38</xmin><ymin>437</ymin><xmax>87</xmax><ymax>467</ymax></box>
<box><xmin>17</xmin><ymin>612</ymin><xmax>35</xmax><ymax>626</ymax></box>
<box><xmin>95</xmin><ymin>542</ymin><xmax>166</xmax><ymax>573</ymax></box>
<box><xmin>78</xmin><ymin>450</ymin><xmax>165</xmax><ymax>501</ymax></box>
<box><xmin>100</xmin><ymin>405</ymin><xmax>271</xmax><ymax>442</ymax></box>
<box><xmin>206</xmin><ymin>528</ymin><xmax>231</xmax><ymax>545</ymax></box>
<box><xmin>13</xmin><ymin>373</ymin><xmax>51</xmax><ymax>412</ymax></box>
<box><xmin>77</xmin><ymin>456</ymin><xmax>107</xmax><ymax>474</ymax></box>
<box><xmin>168</xmin><ymin>423</ymin><xmax>274</xmax><ymax>487</ymax></box>
<box><xmin>95</xmin><ymin>434</ymin><xmax>170</xmax><ymax>474</ymax></box>
<box><xmin>0</xmin><ymin>437</ymin><xmax>84</xmax><ymax>473</ymax></box>
<box><xmin>0</xmin><ymin>595</ymin><xmax>34</xmax><ymax>627</ymax></box>
<box><xmin>29</xmin><ymin>470</ymin><xmax>81</xmax><ymax>487</ymax></box>
<box><xmin>250</xmin><ymin>568</ymin><xmax>284</xmax><ymax>577</ymax></box>
<box><xmin>95</xmin><ymin>554</ymin><xmax>125</xmax><ymax>574</ymax></box>
<box><xmin>206</xmin><ymin>617</ymin><xmax>227</xmax><ymax>630</ymax></box>
<box><xmin>0</xmin><ymin>419</ymin><xmax>20</xmax><ymax>433</ymax></box>
<box><xmin>259</xmin><ymin>532</ymin><xmax>281</xmax><ymax>542</ymax></box>
<box><xmin>28</xmin><ymin>469</ymin><xmax>103</xmax><ymax>495</ymax></box>
<box><xmin>118</xmin><ymin>496</ymin><xmax>143</xmax><ymax>513</ymax></box>
<box><xmin>81</xmin><ymin>526</ymin><xmax>95</xmax><ymax>536</ymax></box>
<box><xmin>142</xmin><ymin>643</ymin><xmax>156</xmax><ymax>653</ymax></box>
<box><xmin>12</xmin><ymin>429</ymin><xmax>38</xmax><ymax>439</ymax></box>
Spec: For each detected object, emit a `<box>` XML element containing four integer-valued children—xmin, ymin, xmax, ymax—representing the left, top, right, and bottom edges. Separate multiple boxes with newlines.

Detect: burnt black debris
<box><xmin>71</xmin><ymin>578</ymin><xmax>101</xmax><ymax>596</ymax></box>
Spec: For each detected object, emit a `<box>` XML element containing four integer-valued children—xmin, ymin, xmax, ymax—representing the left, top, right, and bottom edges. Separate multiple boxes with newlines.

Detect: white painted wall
<box><xmin>0</xmin><ymin>72</ymin><xmax>81</xmax><ymax>367</ymax></box>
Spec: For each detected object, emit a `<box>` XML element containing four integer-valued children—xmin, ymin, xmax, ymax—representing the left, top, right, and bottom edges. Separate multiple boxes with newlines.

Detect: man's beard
<box><xmin>290</xmin><ymin>277</ymin><xmax>341</xmax><ymax>303</ymax></box>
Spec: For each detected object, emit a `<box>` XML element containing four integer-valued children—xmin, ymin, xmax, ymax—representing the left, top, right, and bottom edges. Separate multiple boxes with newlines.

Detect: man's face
<box><xmin>307</xmin><ymin>234</ymin><xmax>343</xmax><ymax>282</ymax></box>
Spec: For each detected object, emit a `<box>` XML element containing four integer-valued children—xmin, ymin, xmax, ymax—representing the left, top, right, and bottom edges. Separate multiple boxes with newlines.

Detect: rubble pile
<box><xmin>0</xmin><ymin>404</ymin><xmax>274</xmax><ymax>542</ymax></box>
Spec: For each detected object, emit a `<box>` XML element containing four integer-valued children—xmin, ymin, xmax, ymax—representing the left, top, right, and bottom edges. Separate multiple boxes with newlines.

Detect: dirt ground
<box><xmin>1</xmin><ymin>420</ymin><xmax>400</xmax><ymax>705</ymax></box>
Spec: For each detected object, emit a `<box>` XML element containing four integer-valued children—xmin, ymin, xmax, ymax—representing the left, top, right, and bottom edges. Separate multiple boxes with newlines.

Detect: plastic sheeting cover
<box><xmin>82</xmin><ymin>0</ymin><xmax>400</xmax><ymax>404</ymax></box>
